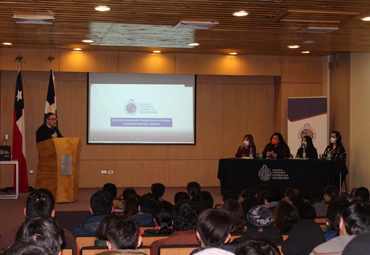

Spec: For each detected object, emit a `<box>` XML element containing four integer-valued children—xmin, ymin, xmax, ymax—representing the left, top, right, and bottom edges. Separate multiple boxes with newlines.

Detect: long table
<box><xmin>218</xmin><ymin>158</ymin><xmax>348</xmax><ymax>195</ymax></box>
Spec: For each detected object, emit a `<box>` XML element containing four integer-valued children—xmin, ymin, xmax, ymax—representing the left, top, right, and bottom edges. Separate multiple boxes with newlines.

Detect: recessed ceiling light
<box><xmin>188</xmin><ymin>42</ymin><xmax>199</xmax><ymax>46</ymax></box>
<box><xmin>233</xmin><ymin>11</ymin><xmax>248</xmax><ymax>17</ymax></box>
<box><xmin>153</xmin><ymin>51</ymin><xmax>161</xmax><ymax>53</ymax></box>
<box><xmin>229</xmin><ymin>52</ymin><xmax>237</xmax><ymax>55</ymax></box>
<box><xmin>303</xmin><ymin>41</ymin><xmax>315</xmax><ymax>44</ymax></box>
<box><xmin>288</xmin><ymin>45</ymin><xmax>300</xmax><ymax>49</ymax></box>
<box><xmin>361</xmin><ymin>17</ymin><xmax>370</xmax><ymax>21</ymax></box>
<box><xmin>301</xmin><ymin>51</ymin><xmax>310</xmax><ymax>54</ymax></box>
<box><xmin>3</xmin><ymin>42</ymin><xmax>12</xmax><ymax>45</ymax></box>
<box><xmin>95</xmin><ymin>5</ymin><xmax>110</xmax><ymax>11</ymax></box>
<box><xmin>73</xmin><ymin>48</ymin><xmax>82</xmax><ymax>51</ymax></box>
<box><xmin>82</xmin><ymin>39</ymin><xmax>94</xmax><ymax>43</ymax></box>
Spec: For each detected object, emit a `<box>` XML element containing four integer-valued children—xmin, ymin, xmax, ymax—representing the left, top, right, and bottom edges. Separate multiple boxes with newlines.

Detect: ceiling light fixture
<box><xmin>288</xmin><ymin>45</ymin><xmax>300</xmax><ymax>49</ymax></box>
<box><xmin>153</xmin><ymin>50</ymin><xmax>161</xmax><ymax>53</ymax></box>
<box><xmin>82</xmin><ymin>39</ymin><xmax>94</xmax><ymax>43</ymax></box>
<box><xmin>3</xmin><ymin>42</ymin><xmax>12</xmax><ymax>45</ymax></box>
<box><xmin>361</xmin><ymin>17</ymin><xmax>370</xmax><ymax>21</ymax></box>
<box><xmin>233</xmin><ymin>11</ymin><xmax>248</xmax><ymax>17</ymax></box>
<box><xmin>301</xmin><ymin>51</ymin><xmax>310</xmax><ymax>54</ymax></box>
<box><xmin>95</xmin><ymin>6</ymin><xmax>110</xmax><ymax>11</ymax></box>
<box><xmin>73</xmin><ymin>48</ymin><xmax>82</xmax><ymax>51</ymax></box>
<box><xmin>188</xmin><ymin>42</ymin><xmax>199</xmax><ymax>46</ymax></box>
<box><xmin>229</xmin><ymin>52</ymin><xmax>237</xmax><ymax>55</ymax></box>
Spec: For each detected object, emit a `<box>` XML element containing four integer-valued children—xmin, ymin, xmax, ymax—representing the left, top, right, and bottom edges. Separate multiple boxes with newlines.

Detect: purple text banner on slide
<box><xmin>111</xmin><ymin>118</ymin><xmax>172</xmax><ymax>127</ymax></box>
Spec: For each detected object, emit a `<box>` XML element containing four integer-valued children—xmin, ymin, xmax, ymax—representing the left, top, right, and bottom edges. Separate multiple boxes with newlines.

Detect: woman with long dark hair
<box><xmin>296</xmin><ymin>135</ymin><xmax>318</xmax><ymax>159</ymax></box>
<box><xmin>262</xmin><ymin>132</ymin><xmax>290</xmax><ymax>159</ymax></box>
<box><xmin>322</xmin><ymin>131</ymin><xmax>346</xmax><ymax>161</ymax></box>
<box><xmin>235</xmin><ymin>134</ymin><xmax>256</xmax><ymax>158</ymax></box>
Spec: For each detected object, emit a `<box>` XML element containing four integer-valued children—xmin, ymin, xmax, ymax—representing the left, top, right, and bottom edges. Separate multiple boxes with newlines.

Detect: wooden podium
<box><xmin>36</xmin><ymin>138</ymin><xmax>82</xmax><ymax>203</ymax></box>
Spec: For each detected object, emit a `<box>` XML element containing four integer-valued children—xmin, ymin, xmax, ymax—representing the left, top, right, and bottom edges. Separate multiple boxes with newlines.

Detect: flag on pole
<box><xmin>45</xmin><ymin>69</ymin><xmax>57</xmax><ymax>120</ymax></box>
<box><xmin>12</xmin><ymin>70</ymin><xmax>29</xmax><ymax>192</ymax></box>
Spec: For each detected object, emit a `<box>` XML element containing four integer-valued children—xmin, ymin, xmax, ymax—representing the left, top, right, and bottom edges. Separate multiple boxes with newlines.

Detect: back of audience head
<box><xmin>304</xmin><ymin>189</ymin><xmax>323</xmax><ymax>205</ymax></box>
<box><xmin>174</xmin><ymin>191</ymin><xmax>190</xmax><ymax>204</ymax></box>
<box><xmin>187</xmin><ymin>182</ymin><xmax>201</xmax><ymax>199</ymax></box>
<box><xmin>140</xmin><ymin>193</ymin><xmax>159</xmax><ymax>214</ymax></box>
<box><xmin>171</xmin><ymin>200</ymin><xmax>198</xmax><ymax>231</ymax></box>
<box><xmin>105</xmin><ymin>216</ymin><xmax>141</xmax><ymax>251</ymax></box>
<box><xmin>272</xmin><ymin>201</ymin><xmax>300</xmax><ymax>233</ymax></box>
<box><xmin>354</xmin><ymin>187</ymin><xmax>370</xmax><ymax>201</ymax></box>
<box><xmin>151</xmin><ymin>183</ymin><xmax>165</xmax><ymax>199</ymax></box>
<box><xmin>90</xmin><ymin>190</ymin><xmax>114</xmax><ymax>215</ymax></box>
<box><xmin>103</xmin><ymin>183</ymin><xmax>117</xmax><ymax>198</ymax></box>
<box><xmin>15</xmin><ymin>216</ymin><xmax>65</xmax><ymax>255</ymax></box>
<box><xmin>263</xmin><ymin>186</ymin><xmax>283</xmax><ymax>204</ymax></box>
<box><xmin>153</xmin><ymin>201</ymin><xmax>174</xmax><ymax>233</ymax></box>
<box><xmin>222</xmin><ymin>190</ymin><xmax>239</xmax><ymax>203</ymax></box>
<box><xmin>124</xmin><ymin>194</ymin><xmax>141</xmax><ymax>216</ymax></box>
<box><xmin>284</xmin><ymin>186</ymin><xmax>301</xmax><ymax>203</ymax></box>
<box><xmin>221</xmin><ymin>199</ymin><xmax>246</xmax><ymax>233</ymax></box>
<box><xmin>240</xmin><ymin>189</ymin><xmax>254</xmax><ymax>203</ymax></box>
<box><xmin>26</xmin><ymin>188</ymin><xmax>55</xmax><ymax>218</ymax></box>
<box><xmin>293</xmin><ymin>198</ymin><xmax>316</xmax><ymax>220</ymax></box>
<box><xmin>324</xmin><ymin>185</ymin><xmax>339</xmax><ymax>202</ymax></box>
<box><xmin>341</xmin><ymin>200</ymin><xmax>370</xmax><ymax>235</ymax></box>
<box><xmin>246</xmin><ymin>205</ymin><xmax>273</xmax><ymax>228</ymax></box>
<box><xmin>235</xmin><ymin>238</ymin><xmax>280</xmax><ymax>255</ymax></box>
<box><xmin>3</xmin><ymin>242</ymin><xmax>54</xmax><ymax>255</ymax></box>
<box><xmin>326</xmin><ymin>198</ymin><xmax>350</xmax><ymax>232</ymax></box>
<box><xmin>122</xmin><ymin>188</ymin><xmax>137</xmax><ymax>200</ymax></box>
<box><xmin>196</xmin><ymin>191</ymin><xmax>214</xmax><ymax>212</ymax></box>
<box><xmin>96</xmin><ymin>213</ymin><xmax>122</xmax><ymax>240</ymax></box>
<box><xmin>255</xmin><ymin>184</ymin><xmax>268</xmax><ymax>205</ymax></box>
<box><xmin>196</xmin><ymin>209</ymin><xmax>232</xmax><ymax>247</ymax></box>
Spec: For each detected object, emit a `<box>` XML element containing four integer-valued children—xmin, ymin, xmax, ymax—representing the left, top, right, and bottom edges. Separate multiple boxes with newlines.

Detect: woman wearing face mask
<box><xmin>235</xmin><ymin>134</ymin><xmax>256</xmax><ymax>157</ymax></box>
<box><xmin>296</xmin><ymin>135</ymin><xmax>318</xmax><ymax>159</ymax></box>
<box><xmin>262</xmin><ymin>132</ymin><xmax>290</xmax><ymax>159</ymax></box>
<box><xmin>322</xmin><ymin>131</ymin><xmax>346</xmax><ymax>161</ymax></box>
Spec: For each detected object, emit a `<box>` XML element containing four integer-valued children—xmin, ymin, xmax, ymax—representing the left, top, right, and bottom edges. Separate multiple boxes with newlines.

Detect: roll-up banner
<box><xmin>288</xmin><ymin>97</ymin><xmax>328</xmax><ymax>158</ymax></box>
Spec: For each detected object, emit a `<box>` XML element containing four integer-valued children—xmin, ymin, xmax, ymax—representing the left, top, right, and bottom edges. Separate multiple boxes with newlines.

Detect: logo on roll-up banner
<box><xmin>125</xmin><ymin>99</ymin><xmax>138</xmax><ymax>115</ymax></box>
<box><xmin>259</xmin><ymin>165</ymin><xmax>272</xmax><ymax>181</ymax></box>
<box><xmin>298</xmin><ymin>123</ymin><xmax>316</xmax><ymax>142</ymax></box>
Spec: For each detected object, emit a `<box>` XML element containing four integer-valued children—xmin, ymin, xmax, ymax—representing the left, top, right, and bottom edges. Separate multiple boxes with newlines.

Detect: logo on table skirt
<box><xmin>298</xmin><ymin>123</ymin><xmax>316</xmax><ymax>142</ymax></box>
<box><xmin>125</xmin><ymin>99</ymin><xmax>138</xmax><ymax>115</ymax></box>
<box><xmin>259</xmin><ymin>165</ymin><xmax>272</xmax><ymax>181</ymax></box>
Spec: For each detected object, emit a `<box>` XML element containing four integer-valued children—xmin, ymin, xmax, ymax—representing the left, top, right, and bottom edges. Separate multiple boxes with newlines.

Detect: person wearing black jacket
<box><xmin>36</xmin><ymin>112</ymin><xmax>62</xmax><ymax>143</ymax></box>
<box><xmin>296</xmin><ymin>135</ymin><xmax>318</xmax><ymax>159</ymax></box>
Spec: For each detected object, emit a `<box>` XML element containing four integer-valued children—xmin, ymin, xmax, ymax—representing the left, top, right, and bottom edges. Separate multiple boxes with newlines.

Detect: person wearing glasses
<box><xmin>36</xmin><ymin>112</ymin><xmax>63</xmax><ymax>143</ymax></box>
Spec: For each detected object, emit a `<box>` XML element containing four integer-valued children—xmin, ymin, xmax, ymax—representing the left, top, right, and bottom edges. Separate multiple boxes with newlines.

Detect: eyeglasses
<box><xmin>48</xmin><ymin>118</ymin><xmax>57</xmax><ymax>121</ymax></box>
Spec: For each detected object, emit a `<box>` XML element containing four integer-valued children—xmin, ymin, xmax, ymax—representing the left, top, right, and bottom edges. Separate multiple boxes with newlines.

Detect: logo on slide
<box><xmin>298</xmin><ymin>123</ymin><xmax>316</xmax><ymax>142</ymax></box>
<box><xmin>125</xmin><ymin>99</ymin><xmax>138</xmax><ymax>115</ymax></box>
<box><xmin>258</xmin><ymin>165</ymin><xmax>271</xmax><ymax>181</ymax></box>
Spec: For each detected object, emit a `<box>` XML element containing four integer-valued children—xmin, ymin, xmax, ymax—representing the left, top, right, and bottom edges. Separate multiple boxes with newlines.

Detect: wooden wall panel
<box><xmin>115</xmin><ymin>146</ymin><xmax>170</xmax><ymax>160</ymax></box>
<box><xmin>169</xmin><ymin>160</ymin><xmax>219</xmax><ymax>187</ymax></box>
<box><xmin>175</xmin><ymin>54</ymin><xmax>231</xmax><ymax>75</ymax></box>
<box><xmin>118</xmin><ymin>52</ymin><xmax>176</xmax><ymax>74</ymax></box>
<box><xmin>230</xmin><ymin>55</ymin><xmax>282</xmax><ymax>76</ymax></box>
<box><xmin>79</xmin><ymin>160</ymin><xmax>115</xmax><ymax>187</ymax></box>
<box><xmin>281</xmin><ymin>56</ymin><xmax>323</xmax><ymax>83</ymax></box>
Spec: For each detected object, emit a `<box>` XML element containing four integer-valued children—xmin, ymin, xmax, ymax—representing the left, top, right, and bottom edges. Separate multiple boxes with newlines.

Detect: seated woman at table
<box><xmin>296</xmin><ymin>135</ymin><xmax>318</xmax><ymax>159</ymax></box>
<box><xmin>235</xmin><ymin>134</ymin><xmax>256</xmax><ymax>158</ymax></box>
<box><xmin>262</xmin><ymin>132</ymin><xmax>290</xmax><ymax>159</ymax></box>
<box><xmin>322</xmin><ymin>131</ymin><xmax>346</xmax><ymax>161</ymax></box>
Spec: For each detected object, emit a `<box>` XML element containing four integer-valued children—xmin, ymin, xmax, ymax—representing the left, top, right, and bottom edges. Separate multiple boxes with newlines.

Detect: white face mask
<box><xmin>243</xmin><ymin>140</ymin><xmax>249</xmax><ymax>146</ymax></box>
<box><xmin>301</xmin><ymin>141</ymin><xmax>307</xmax><ymax>148</ymax></box>
<box><xmin>330</xmin><ymin>137</ymin><xmax>336</xmax><ymax>144</ymax></box>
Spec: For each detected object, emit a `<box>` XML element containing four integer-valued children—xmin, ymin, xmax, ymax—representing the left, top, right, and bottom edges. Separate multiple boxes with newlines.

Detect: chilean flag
<box><xmin>12</xmin><ymin>70</ymin><xmax>29</xmax><ymax>192</ymax></box>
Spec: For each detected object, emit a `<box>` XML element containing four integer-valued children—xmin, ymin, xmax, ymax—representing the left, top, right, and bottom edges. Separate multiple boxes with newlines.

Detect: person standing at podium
<box><xmin>36</xmin><ymin>112</ymin><xmax>63</xmax><ymax>143</ymax></box>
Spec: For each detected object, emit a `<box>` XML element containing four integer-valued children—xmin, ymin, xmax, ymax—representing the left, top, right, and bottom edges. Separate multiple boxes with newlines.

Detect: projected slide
<box><xmin>88</xmin><ymin>73</ymin><xmax>195</xmax><ymax>144</ymax></box>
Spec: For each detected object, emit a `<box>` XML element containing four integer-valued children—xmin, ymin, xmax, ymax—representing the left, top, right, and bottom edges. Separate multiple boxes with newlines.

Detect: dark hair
<box><xmin>235</xmin><ymin>237</ymin><xmax>280</xmax><ymax>255</ymax></box>
<box><xmin>240</xmin><ymin>189</ymin><xmax>255</xmax><ymax>201</ymax></box>
<box><xmin>342</xmin><ymin>200</ymin><xmax>370</xmax><ymax>235</ymax></box>
<box><xmin>196</xmin><ymin>209</ymin><xmax>232</xmax><ymax>247</ymax></box>
<box><xmin>153</xmin><ymin>201</ymin><xmax>174</xmax><ymax>230</ymax></box>
<box><xmin>105</xmin><ymin>216</ymin><xmax>140</xmax><ymax>250</ymax></box>
<box><xmin>270</xmin><ymin>132</ymin><xmax>288</xmax><ymax>147</ymax></box>
<box><xmin>122</xmin><ymin>188</ymin><xmax>137</xmax><ymax>200</ymax></box>
<box><xmin>355</xmin><ymin>187</ymin><xmax>370</xmax><ymax>200</ymax></box>
<box><xmin>15</xmin><ymin>216</ymin><xmax>65</xmax><ymax>255</ymax></box>
<box><xmin>123</xmin><ymin>194</ymin><xmax>141</xmax><ymax>216</ymax></box>
<box><xmin>303</xmin><ymin>135</ymin><xmax>315</xmax><ymax>149</ymax></box>
<box><xmin>243</xmin><ymin>134</ymin><xmax>255</xmax><ymax>148</ymax></box>
<box><xmin>96</xmin><ymin>213</ymin><xmax>122</xmax><ymax>240</ymax></box>
<box><xmin>272</xmin><ymin>201</ymin><xmax>300</xmax><ymax>233</ymax></box>
<box><xmin>140</xmin><ymin>193</ymin><xmax>159</xmax><ymax>214</ymax></box>
<box><xmin>103</xmin><ymin>183</ymin><xmax>117</xmax><ymax>198</ymax></box>
<box><xmin>174</xmin><ymin>192</ymin><xmax>190</xmax><ymax>204</ymax></box>
<box><xmin>197</xmin><ymin>191</ymin><xmax>214</xmax><ymax>210</ymax></box>
<box><xmin>2</xmin><ymin>242</ymin><xmax>54</xmax><ymax>255</ymax></box>
<box><xmin>293</xmin><ymin>198</ymin><xmax>316</xmax><ymax>220</ymax></box>
<box><xmin>222</xmin><ymin>190</ymin><xmax>239</xmax><ymax>202</ymax></box>
<box><xmin>331</xmin><ymin>131</ymin><xmax>343</xmax><ymax>147</ymax></box>
<box><xmin>187</xmin><ymin>182</ymin><xmax>201</xmax><ymax>199</ymax></box>
<box><xmin>45</xmin><ymin>112</ymin><xmax>56</xmax><ymax>120</ymax></box>
<box><xmin>151</xmin><ymin>183</ymin><xmax>165</xmax><ymax>198</ymax></box>
<box><xmin>263</xmin><ymin>186</ymin><xmax>283</xmax><ymax>203</ymax></box>
<box><xmin>324</xmin><ymin>185</ymin><xmax>339</xmax><ymax>198</ymax></box>
<box><xmin>171</xmin><ymin>200</ymin><xmax>198</xmax><ymax>231</ymax></box>
<box><xmin>285</xmin><ymin>186</ymin><xmax>301</xmax><ymax>203</ymax></box>
<box><xmin>90</xmin><ymin>190</ymin><xmax>113</xmax><ymax>215</ymax></box>
<box><xmin>304</xmin><ymin>189</ymin><xmax>323</xmax><ymax>205</ymax></box>
<box><xmin>256</xmin><ymin>184</ymin><xmax>268</xmax><ymax>205</ymax></box>
<box><xmin>326</xmin><ymin>198</ymin><xmax>350</xmax><ymax>231</ymax></box>
<box><xmin>221</xmin><ymin>199</ymin><xmax>246</xmax><ymax>233</ymax></box>
<box><xmin>26</xmin><ymin>189</ymin><xmax>55</xmax><ymax>218</ymax></box>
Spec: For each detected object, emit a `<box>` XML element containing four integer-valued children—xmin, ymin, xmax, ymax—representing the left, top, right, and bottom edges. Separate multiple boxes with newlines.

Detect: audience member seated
<box><xmin>70</xmin><ymin>190</ymin><xmax>114</xmax><ymax>237</ymax></box>
<box><xmin>282</xmin><ymin>219</ymin><xmax>325</xmax><ymax>255</ymax></box>
<box><xmin>190</xmin><ymin>209</ymin><xmax>236</xmax><ymax>255</ymax></box>
<box><xmin>342</xmin><ymin>232</ymin><xmax>370</xmax><ymax>255</ymax></box>
<box><xmin>272</xmin><ymin>201</ymin><xmax>300</xmax><ymax>234</ymax></box>
<box><xmin>0</xmin><ymin>188</ymin><xmax>77</xmax><ymax>255</ymax></box>
<box><xmin>2</xmin><ymin>242</ymin><xmax>54</xmax><ymax>255</ymax></box>
<box><xmin>231</xmin><ymin>205</ymin><xmax>283</xmax><ymax>245</ymax></box>
<box><xmin>133</xmin><ymin>193</ymin><xmax>159</xmax><ymax>226</ymax></box>
<box><xmin>95</xmin><ymin>215</ymin><xmax>147</xmax><ymax>255</ymax></box>
<box><xmin>150</xmin><ymin>200</ymin><xmax>199</xmax><ymax>255</ymax></box>
<box><xmin>304</xmin><ymin>189</ymin><xmax>327</xmax><ymax>217</ymax></box>
<box><xmin>123</xmin><ymin>194</ymin><xmax>141</xmax><ymax>217</ymax></box>
<box><xmin>187</xmin><ymin>182</ymin><xmax>201</xmax><ymax>202</ymax></box>
<box><xmin>144</xmin><ymin>201</ymin><xmax>173</xmax><ymax>235</ymax></box>
<box><xmin>324</xmin><ymin>185</ymin><xmax>340</xmax><ymax>203</ymax></box>
<box><xmin>122</xmin><ymin>188</ymin><xmax>137</xmax><ymax>200</ymax></box>
<box><xmin>221</xmin><ymin>199</ymin><xmax>246</xmax><ymax>233</ymax></box>
<box><xmin>324</xmin><ymin>198</ymin><xmax>350</xmax><ymax>241</ymax></box>
<box><xmin>103</xmin><ymin>183</ymin><xmax>124</xmax><ymax>213</ymax></box>
<box><xmin>293</xmin><ymin>198</ymin><xmax>316</xmax><ymax>220</ymax></box>
<box><xmin>263</xmin><ymin>186</ymin><xmax>283</xmax><ymax>212</ymax></box>
<box><xmin>353</xmin><ymin>187</ymin><xmax>369</xmax><ymax>201</ymax></box>
<box><xmin>194</xmin><ymin>191</ymin><xmax>214</xmax><ymax>213</ymax></box>
<box><xmin>255</xmin><ymin>184</ymin><xmax>268</xmax><ymax>205</ymax></box>
<box><xmin>284</xmin><ymin>186</ymin><xmax>301</xmax><ymax>204</ymax></box>
<box><xmin>151</xmin><ymin>183</ymin><xmax>166</xmax><ymax>202</ymax></box>
<box><xmin>15</xmin><ymin>216</ymin><xmax>65</xmax><ymax>255</ymax></box>
<box><xmin>222</xmin><ymin>190</ymin><xmax>239</xmax><ymax>205</ymax></box>
<box><xmin>174</xmin><ymin>191</ymin><xmax>190</xmax><ymax>204</ymax></box>
<box><xmin>310</xmin><ymin>200</ymin><xmax>370</xmax><ymax>255</ymax></box>
<box><xmin>235</xmin><ymin>238</ymin><xmax>280</xmax><ymax>255</ymax></box>
<box><xmin>95</xmin><ymin>214</ymin><xmax>122</xmax><ymax>246</ymax></box>
<box><xmin>239</xmin><ymin>189</ymin><xmax>257</xmax><ymax>217</ymax></box>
